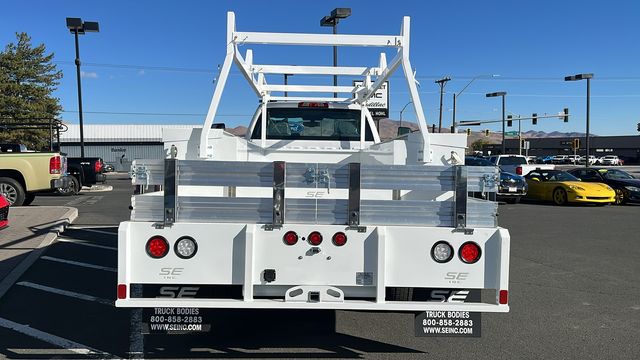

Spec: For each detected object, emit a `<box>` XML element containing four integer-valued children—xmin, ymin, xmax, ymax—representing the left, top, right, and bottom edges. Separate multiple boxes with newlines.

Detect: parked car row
<box><xmin>466</xmin><ymin>154</ymin><xmax>639</xmax><ymax>206</ymax></box>
<box><xmin>532</xmin><ymin>154</ymin><xmax>623</xmax><ymax>165</ymax></box>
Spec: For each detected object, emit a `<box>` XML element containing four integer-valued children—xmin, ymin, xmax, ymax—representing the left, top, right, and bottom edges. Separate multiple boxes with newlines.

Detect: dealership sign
<box><xmin>353</xmin><ymin>80</ymin><xmax>389</xmax><ymax>119</ymax></box>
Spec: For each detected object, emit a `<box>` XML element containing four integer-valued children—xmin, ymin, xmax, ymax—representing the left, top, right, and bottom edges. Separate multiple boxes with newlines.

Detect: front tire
<box><xmin>0</xmin><ymin>177</ymin><xmax>26</xmax><ymax>206</ymax></box>
<box><xmin>614</xmin><ymin>188</ymin><xmax>626</xmax><ymax>205</ymax></box>
<box><xmin>553</xmin><ymin>188</ymin><xmax>568</xmax><ymax>206</ymax></box>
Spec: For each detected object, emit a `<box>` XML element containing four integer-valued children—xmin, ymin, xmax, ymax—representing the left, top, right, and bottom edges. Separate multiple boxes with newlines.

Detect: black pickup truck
<box><xmin>58</xmin><ymin>157</ymin><xmax>106</xmax><ymax>195</ymax></box>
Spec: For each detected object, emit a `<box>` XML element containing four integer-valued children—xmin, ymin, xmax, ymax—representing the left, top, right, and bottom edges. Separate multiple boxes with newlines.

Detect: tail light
<box><xmin>94</xmin><ymin>159</ymin><xmax>103</xmax><ymax>173</ymax></box>
<box><xmin>146</xmin><ymin>236</ymin><xmax>169</xmax><ymax>258</ymax></box>
<box><xmin>459</xmin><ymin>242</ymin><xmax>481</xmax><ymax>264</ymax></box>
<box><xmin>298</xmin><ymin>102</ymin><xmax>328</xmax><ymax>108</ymax></box>
<box><xmin>308</xmin><ymin>231</ymin><xmax>323</xmax><ymax>246</ymax></box>
<box><xmin>516</xmin><ymin>166</ymin><xmax>523</xmax><ymax>175</ymax></box>
<box><xmin>174</xmin><ymin>236</ymin><xmax>198</xmax><ymax>259</ymax></box>
<box><xmin>117</xmin><ymin>284</ymin><xmax>127</xmax><ymax>299</ymax></box>
<box><xmin>283</xmin><ymin>231</ymin><xmax>298</xmax><ymax>245</ymax></box>
<box><xmin>499</xmin><ymin>290</ymin><xmax>508</xmax><ymax>304</ymax></box>
<box><xmin>49</xmin><ymin>156</ymin><xmax>62</xmax><ymax>174</ymax></box>
<box><xmin>332</xmin><ymin>232</ymin><xmax>347</xmax><ymax>246</ymax></box>
<box><xmin>431</xmin><ymin>241</ymin><xmax>454</xmax><ymax>263</ymax></box>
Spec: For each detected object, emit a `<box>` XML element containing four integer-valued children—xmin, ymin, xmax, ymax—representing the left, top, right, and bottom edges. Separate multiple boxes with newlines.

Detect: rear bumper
<box><xmin>116</xmin><ymin>222</ymin><xmax>511</xmax><ymax>312</ymax></box>
<box><xmin>116</xmin><ymin>297</ymin><xmax>509</xmax><ymax>312</ymax></box>
<box><xmin>51</xmin><ymin>177</ymin><xmax>69</xmax><ymax>189</ymax></box>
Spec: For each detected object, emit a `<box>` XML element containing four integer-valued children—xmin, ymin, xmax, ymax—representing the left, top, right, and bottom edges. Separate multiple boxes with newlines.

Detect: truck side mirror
<box><xmin>397</xmin><ymin>126</ymin><xmax>411</xmax><ymax>136</ymax></box>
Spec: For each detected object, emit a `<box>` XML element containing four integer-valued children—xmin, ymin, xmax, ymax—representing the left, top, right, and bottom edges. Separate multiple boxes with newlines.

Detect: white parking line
<box><xmin>16</xmin><ymin>281</ymin><xmax>113</xmax><ymax>306</ymax></box>
<box><xmin>56</xmin><ymin>238</ymin><xmax>118</xmax><ymax>251</ymax></box>
<box><xmin>0</xmin><ymin>317</ymin><xmax>109</xmax><ymax>356</ymax></box>
<box><xmin>41</xmin><ymin>256</ymin><xmax>117</xmax><ymax>272</ymax></box>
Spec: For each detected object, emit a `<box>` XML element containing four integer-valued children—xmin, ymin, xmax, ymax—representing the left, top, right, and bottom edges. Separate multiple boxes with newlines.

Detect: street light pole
<box><xmin>73</xmin><ymin>29</ymin><xmax>85</xmax><ymax>157</ymax></box>
<box><xmin>321</xmin><ymin>8</ymin><xmax>351</xmax><ymax>98</ymax></box>
<box><xmin>399</xmin><ymin>101</ymin><xmax>413</xmax><ymax>127</ymax></box>
<box><xmin>486</xmin><ymin>91</ymin><xmax>507</xmax><ymax>154</ymax></box>
<box><xmin>435</xmin><ymin>77</ymin><xmax>451</xmax><ymax>133</ymax></box>
<box><xmin>66</xmin><ymin>18</ymin><xmax>99</xmax><ymax>158</ymax></box>
<box><xmin>452</xmin><ymin>74</ymin><xmax>499</xmax><ymax>133</ymax></box>
<box><xmin>564</xmin><ymin>73</ymin><xmax>593</xmax><ymax>167</ymax></box>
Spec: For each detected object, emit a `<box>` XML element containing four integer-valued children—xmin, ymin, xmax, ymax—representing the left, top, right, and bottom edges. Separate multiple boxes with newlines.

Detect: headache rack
<box><xmin>131</xmin><ymin>159</ymin><xmax>498</xmax><ymax>230</ymax></box>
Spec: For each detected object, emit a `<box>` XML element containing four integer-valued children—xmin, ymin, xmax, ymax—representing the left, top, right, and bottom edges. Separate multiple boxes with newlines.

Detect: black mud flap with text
<box><xmin>414</xmin><ymin>289</ymin><xmax>481</xmax><ymax>337</ymax></box>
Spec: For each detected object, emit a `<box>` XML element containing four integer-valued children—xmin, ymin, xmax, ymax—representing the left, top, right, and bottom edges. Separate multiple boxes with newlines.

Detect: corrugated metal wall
<box><xmin>60</xmin><ymin>144</ymin><xmax>164</xmax><ymax>172</ymax></box>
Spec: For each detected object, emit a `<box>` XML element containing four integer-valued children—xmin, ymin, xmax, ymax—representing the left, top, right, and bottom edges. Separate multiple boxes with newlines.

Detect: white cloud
<box><xmin>81</xmin><ymin>71</ymin><xmax>99</xmax><ymax>79</ymax></box>
<box><xmin>137</xmin><ymin>69</ymin><xmax>145</xmax><ymax>76</ymax></box>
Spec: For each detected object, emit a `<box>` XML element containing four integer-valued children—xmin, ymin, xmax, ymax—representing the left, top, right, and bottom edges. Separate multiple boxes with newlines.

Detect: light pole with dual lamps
<box><xmin>65</xmin><ymin>17</ymin><xmax>99</xmax><ymax>158</ymax></box>
<box><xmin>320</xmin><ymin>8</ymin><xmax>351</xmax><ymax>98</ymax></box>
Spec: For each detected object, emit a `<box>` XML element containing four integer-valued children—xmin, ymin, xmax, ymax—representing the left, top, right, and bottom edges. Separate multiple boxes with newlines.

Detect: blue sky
<box><xmin>1</xmin><ymin>0</ymin><xmax>639</xmax><ymax>135</ymax></box>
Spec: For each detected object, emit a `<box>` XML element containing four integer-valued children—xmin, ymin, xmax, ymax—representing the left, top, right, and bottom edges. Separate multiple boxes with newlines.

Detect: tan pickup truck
<box><xmin>0</xmin><ymin>152</ymin><xmax>68</xmax><ymax>206</ymax></box>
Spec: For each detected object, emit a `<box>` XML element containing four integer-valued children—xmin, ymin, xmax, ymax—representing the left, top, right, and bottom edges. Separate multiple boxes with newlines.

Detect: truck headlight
<box><xmin>431</xmin><ymin>241</ymin><xmax>453</xmax><ymax>263</ymax></box>
<box><xmin>174</xmin><ymin>236</ymin><xmax>198</xmax><ymax>259</ymax></box>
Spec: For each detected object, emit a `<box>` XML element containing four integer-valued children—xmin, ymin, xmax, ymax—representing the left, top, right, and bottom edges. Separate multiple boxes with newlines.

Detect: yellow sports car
<box><xmin>524</xmin><ymin>169</ymin><xmax>615</xmax><ymax>205</ymax></box>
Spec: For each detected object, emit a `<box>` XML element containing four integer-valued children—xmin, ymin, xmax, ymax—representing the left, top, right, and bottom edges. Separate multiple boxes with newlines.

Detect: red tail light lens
<box><xmin>94</xmin><ymin>159</ymin><xmax>103</xmax><ymax>173</ymax></box>
<box><xmin>459</xmin><ymin>242</ymin><xmax>481</xmax><ymax>264</ymax></box>
<box><xmin>49</xmin><ymin>156</ymin><xmax>61</xmax><ymax>174</ymax></box>
<box><xmin>283</xmin><ymin>231</ymin><xmax>298</xmax><ymax>245</ymax></box>
<box><xmin>516</xmin><ymin>166</ymin><xmax>523</xmax><ymax>175</ymax></box>
<box><xmin>332</xmin><ymin>232</ymin><xmax>347</xmax><ymax>246</ymax></box>
<box><xmin>146</xmin><ymin>236</ymin><xmax>169</xmax><ymax>258</ymax></box>
<box><xmin>117</xmin><ymin>284</ymin><xmax>127</xmax><ymax>299</ymax></box>
<box><xmin>308</xmin><ymin>231</ymin><xmax>323</xmax><ymax>246</ymax></box>
<box><xmin>499</xmin><ymin>290</ymin><xmax>508</xmax><ymax>304</ymax></box>
<box><xmin>298</xmin><ymin>102</ymin><xmax>328</xmax><ymax>108</ymax></box>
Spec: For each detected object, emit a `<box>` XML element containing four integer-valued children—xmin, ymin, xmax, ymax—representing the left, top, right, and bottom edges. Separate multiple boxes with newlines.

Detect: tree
<box><xmin>0</xmin><ymin>32</ymin><xmax>62</xmax><ymax>150</ymax></box>
<box><xmin>471</xmin><ymin>138</ymin><xmax>491</xmax><ymax>152</ymax></box>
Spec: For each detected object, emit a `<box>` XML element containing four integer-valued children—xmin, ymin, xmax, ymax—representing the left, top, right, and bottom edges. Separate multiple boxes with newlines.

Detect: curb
<box><xmin>82</xmin><ymin>185</ymin><xmax>113</xmax><ymax>193</ymax></box>
<box><xmin>0</xmin><ymin>207</ymin><xmax>78</xmax><ymax>300</ymax></box>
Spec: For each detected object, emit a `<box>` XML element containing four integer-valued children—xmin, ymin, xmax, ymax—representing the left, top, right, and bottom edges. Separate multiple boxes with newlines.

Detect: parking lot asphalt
<box><xmin>0</xmin><ymin>173</ymin><xmax>638</xmax><ymax>359</ymax></box>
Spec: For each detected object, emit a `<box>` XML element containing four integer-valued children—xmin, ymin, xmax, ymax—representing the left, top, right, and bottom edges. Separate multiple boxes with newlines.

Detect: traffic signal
<box><xmin>532</xmin><ymin>113</ymin><xmax>538</xmax><ymax>125</ymax></box>
<box><xmin>507</xmin><ymin>115</ymin><xmax>513</xmax><ymax>127</ymax></box>
<box><xmin>573</xmin><ymin>138</ymin><xmax>580</xmax><ymax>150</ymax></box>
<box><xmin>484</xmin><ymin>129</ymin><xmax>490</xmax><ymax>136</ymax></box>
<box><xmin>563</xmin><ymin>108</ymin><xmax>569</xmax><ymax>123</ymax></box>
<box><xmin>466</xmin><ymin>128</ymin><xmax>471</xmax><ymax>135</ymax></box>
<box><xmin>637</xmin><ymin>122</ymin><xmax>640</xmax><ymax>132</ymax></box>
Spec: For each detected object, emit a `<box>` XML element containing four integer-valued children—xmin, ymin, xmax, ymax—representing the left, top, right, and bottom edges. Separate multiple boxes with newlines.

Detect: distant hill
<box><xmin>224</xmin><ymin>119</ymin><xmax>589</xmax><ymax>144</ymax></box>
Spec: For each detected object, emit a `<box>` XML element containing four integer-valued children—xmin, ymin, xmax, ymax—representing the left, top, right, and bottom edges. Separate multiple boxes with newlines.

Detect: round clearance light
<box><xmin>308</xmin><ymin>231</ymin><xmax>323</xmax><ymax>246</ymax></box>
<box><xmin>174</xmin><ymin>236</ymin><xmax>198</xmax><ymax>259</ymax></box>
<box><xmin>459</xmin><ymin>242</ymin><xmax>481</xmax><ymax>264</ymax></box>
<box><xmin>283</xmin><ymin>231</ymin><xmax>299</xmax><ymax>245</ymax></box>
<box><xmin>431</xmin><ymin>241</ymin><xmax>454</xmax><ymax>263</ymax></box>
<box><xmin>332</xmin><ymin>232</ymin><xmax>347</xmax><ymax>246</ymax></box>
<box><xmin>146</xmin><ymin>236</ymin><xmax>169</xmax><ymax>259</ymax></box>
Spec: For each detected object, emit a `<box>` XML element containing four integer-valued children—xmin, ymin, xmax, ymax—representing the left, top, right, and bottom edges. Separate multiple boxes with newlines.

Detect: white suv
<box><xmin>598</xmin><ymin>155</ymin><xmax>620</xmax><ymax>165</ymax></box>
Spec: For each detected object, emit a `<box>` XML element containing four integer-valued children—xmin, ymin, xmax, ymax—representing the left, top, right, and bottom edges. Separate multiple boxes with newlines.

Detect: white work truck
<box><xmin>117</xmin><ymin>12</ymin><xmax>510</xmax><ymax>336</ymax></box>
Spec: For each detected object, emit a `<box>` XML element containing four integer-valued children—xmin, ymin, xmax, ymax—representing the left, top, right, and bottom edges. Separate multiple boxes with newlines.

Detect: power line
<box><xmin>51</xmin><ymin>61</ymin><xmax>640</xmax><ymax>81</ymax></box>
<box><xmin>60</xmin><ymin>110</ymin><xmax>250</xmax><ymax>117</ymax></box>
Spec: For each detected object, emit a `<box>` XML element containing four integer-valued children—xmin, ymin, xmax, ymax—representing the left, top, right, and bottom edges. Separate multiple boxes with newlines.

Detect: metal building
<box><xmin>60</xmin><ymin>124</ymin><xmax>199</xmax><ymax>172</ymax></box>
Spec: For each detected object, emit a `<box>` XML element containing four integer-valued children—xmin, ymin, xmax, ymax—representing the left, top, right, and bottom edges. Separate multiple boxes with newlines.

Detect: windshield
<box><xmin>600</xmin><ymin>169</ymin><xmax>635</xmax><ymax>180</ymax></box>
<box><xmin>528</xmin><ymin>170</ymin><xmax>579</xmax><ymax>182</ymax></box>
<box><xmin>465</xmin><ymin>157</ymin><xmax>494</xmax><ymax>166</ymax></box>
<box><xmin>498</xmin><ymin>156</ymin><xmax>527</xmax><ymax>165</ymax></box>
<box><xmin>251</xmin><ymin>108</ymin><xmax>373</xmax><ymax>141</ymax></box>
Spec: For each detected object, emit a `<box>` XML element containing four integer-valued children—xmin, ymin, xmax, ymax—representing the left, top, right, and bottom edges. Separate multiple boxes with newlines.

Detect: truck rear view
<box><xmin>117</xmin><ymin>12</ymin><xmax>510</xmax><ymax>337</ymax></box>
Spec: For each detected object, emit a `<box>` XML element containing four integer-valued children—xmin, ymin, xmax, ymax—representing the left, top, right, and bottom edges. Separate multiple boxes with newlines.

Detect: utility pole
<box><xmin>435</xmin><ymin>77</ymin><xmax>451</xmax><ymax>133</ymax></box>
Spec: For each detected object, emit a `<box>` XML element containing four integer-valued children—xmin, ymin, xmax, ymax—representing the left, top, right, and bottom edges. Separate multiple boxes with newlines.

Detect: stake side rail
<box><xmin>131</xmin><ymin>160</ymin><xmax>498</xmax><ymax>229</ymax></box>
